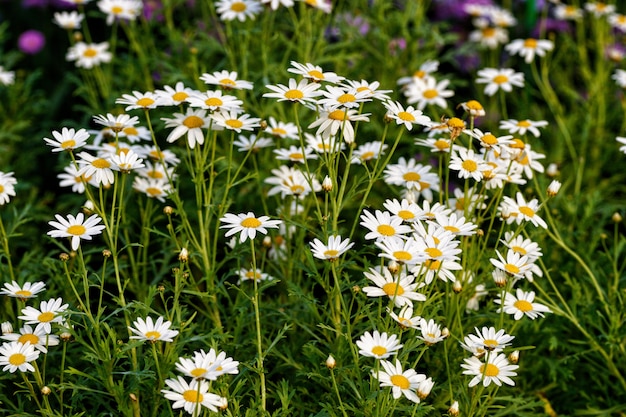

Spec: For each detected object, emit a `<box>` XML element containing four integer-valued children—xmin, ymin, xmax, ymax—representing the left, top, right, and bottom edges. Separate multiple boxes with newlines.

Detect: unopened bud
<box><xmin>547</xmin><ymin>180</ymin><xmax>561</xmax><ymax>197</ymax></box>
<box><xmin>546</xmin><ymin>163</ymin><xmax>560</xmax><ymax>177</ymax></box>
<box><xmin>73</xmin><ymin>31</ymin><xmax>83</xmax><ymax>42</ymax></box>
<box><xmin>163</xmin><ymin>206</ymin><xmax>174</xmax><ymax>215</ymax></box>
<box><xmin>179</xmin><ymin>247</ymin><xmax>189</xmax><ymax>262</ymax></box>
<box><xmin>218</xmin><ymin>397</ymin><xmax>228</xmax><ymax>410</ymax></box>
<box><xmin>41</xmin><ymin>386</ymin><xmax>51</xmax><ymax>396</ymax></box>
<box><xmin>352</xmin><ymin>285</ymin><xmax>361</xmax><ymax>293</ymax></box>
<box><xmin>83</xmin><ymin>200</ymin><xmax>95</xmax><ymax>215</ymax></box>
<box><xmin>452</xmin><ymin>280</ymin><xmax>462</xmax><ymax>293</ymax></box>
<box><xmin>492</xmin><ymin>269</ymin><xmax>507</xmax><ymax>287</ymax></box>
<box><xmin>322</xmin><ymin>175</ymin><xmax>333</xmax><ymax>192</ymax></box>
<box><xmin>59</xmin><ymin>253</ymin><xmax>70</xmax><ymax>262</ymax></box>
<box><xmin>387</xmin><ymin>260</ymin><xmax>400</xmax><ymax>274</ymax></box>
<box><xmin>441</xmin><ymin>327</ymin><xmax>450</xmax><ymax>339</ymax></box>
<box><xmin>325</xmin><ymin>354</ymin><xmax>336</xmax><ymax>369</ymax></box>
<box><xmin>259</xmin><ymin>120</ymin><xmax>268</xmax><ymax>130</ymax></box>
<box><xmin>129</xmin><ymin>393</ymin><xmax>138</xmax><ymax>402</ymax></box>
<box><xmin>262</xmin><ymin>236</ymin><xmax>272</xmax><ymax>248</ymax></box>
<box><xmin>449</xmin><ymin>400</ymin><xmax>460</xmax><ymax>416</ymax></box>
<box><xmin>1</xmin><ymin>322</ymin><xmax>13</xmax><ymax>335</ymax></box>
<box><xmin>509</xmin><ymin>350</ymin><xmax>520</xmax><ymax>364</ymax></box>
<box><xmin>102</xmin><ymin>249</ymin><xmax>112</xmax><ymax>258</ymax></box>
<box><xmin>417</xmin><ymin>377</ymin><xmax>434</xmax><ymax>399</ymax></box>
<box><xmin>612</xmin><ymin>212</ymin><xmax>623</xmax><ymax>223</ymax></box>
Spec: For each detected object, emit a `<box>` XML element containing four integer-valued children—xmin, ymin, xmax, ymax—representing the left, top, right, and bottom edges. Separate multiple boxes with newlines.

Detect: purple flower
<box><xmin>18</xmin><ymin>30</ymin><xmax>45</xmax><ymax>55</ymax></box>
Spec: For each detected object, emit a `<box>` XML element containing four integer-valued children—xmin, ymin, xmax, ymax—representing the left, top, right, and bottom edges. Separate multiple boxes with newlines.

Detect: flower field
<box><xmin>0</xmin><ymin>1</ymin><xmax>625</xmax><ymax>416</ymax></box>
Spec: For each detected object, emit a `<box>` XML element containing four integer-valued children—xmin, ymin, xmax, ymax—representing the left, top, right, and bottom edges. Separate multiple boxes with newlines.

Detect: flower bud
<box><xmin>417</xmin><ymin>377</ymin><xmax>434</xmax><ymax>399</ymax></box>
<box><xmin>325</xmin><ymin>354</ymin><xmax>336</xmax><ymax>369</ymax></box>
<box><xmin>387</xmin><ymin>260</ymin><xmax>400</xmax><ymax>274</ymax></box>
<box><xmin>492</xmin><ymin>269</ymin><xmax>507</xmax><ymax>287</ymax></box>
<box><xmin>449</xmin><ymin>400</ymin><xmax>460</xmax><ymax>416</ymax></box>
<box><xmin>546</xmin><ymin>163</ymin><xmax>560</xmax><ymax>177</ymax></box>
<box><xmin>179</xmin><ymin>247</ymin><xmax>189</xmax><ymax>262</ymax></box>
<box><xmin>452</xmin><ymin>280</ymin><xmax>462</xmax><ymax>293</ymax></box>
<box><xmin>441</xmin><ymin>327</ymin><xmax>450</xmax><ymax>339</ymax></box>
<box><xmin>59</xmin><ymin>252</ymin><xmax>70</xmax><ymax>262</ymax></box>
<box><xmin>1</xmin><ymin>321</ymin><xmax>13</xmax><ymax>335</ymax></box>
<box><xmin>262</xmin><ymin>235</ymin><xmax>272</xmax><ymax>248</ymax></box>
<box><xmin>41</xmin><ymin>386</ymin><xmax>51</xmax><ymax>396</ymax></box>
<box><xmin>102</xmin><ymin>249</ymin><xmax>112</xmax><ymax>258</ymax></box>
<box><xmin>322</xmin><ymin>175</ymin><xmax>333</xmax><ymax>192</ymax></box>
<box><xmin>547</xmin><ymin>180</ymin><xmax>561</xmax><ymax>197</ymax></box>
<box><xmin>163</xmin><ymin>206</ymin><xmax>174</xmax><ymax>215</ymax></box>
<box><xmin>613</xmin><ymin>212</ymin><xmax>623</xmax><ymax>223</ymax></box>
<box><xmin>509</xmin><ymin>350</ymin><xmax>520</xmax><ymax>364</ymax></box>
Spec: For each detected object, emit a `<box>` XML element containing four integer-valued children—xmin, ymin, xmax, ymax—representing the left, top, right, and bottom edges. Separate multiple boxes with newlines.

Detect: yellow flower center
<box><xmin>382</xmin><ymin>282</ymin><xmax>405</xmax><ymax>296</ymax></box>
<box><xmin>123</xmin><ymin>127</ymin><xmax>138</xmax><ymax>136</ymax></box>
<box><xmin>111</xmin><ymin>5</ymin><xmax>123</xmax><ymax>14</ymax></box>
<box><xmin>307</xmin><ymin>70</ymin><xmax>324</xmax><ymax>79</ymax></box>
<box><xmin>493</xmin><ymin>75</ymin><xmax>509</xmax><ymax>84</ymax></box>
<box><xmin>397</xmin><ymin>111</ymin><xmax>415</xmax><ymax>122</ymax></box>
<box><xmin>371</xmin><ymin>345</ymin><xmax>387</xmax><ymax>356</ymax></box>
<box><xmin>9</xmin><ymin>353</ymin><xmax>26</xmax><ymax>366</ymax></box>
<box><xmin>15</xmin><ymin>289</ymin><xmax>32</xmax><ymax>297</ymax></box>
<box><xmin>146</xmin><ymin>187</ymin><xmax>162</xmax><ymax>196</ymax></box>
<box><xmin>18</xmin><ymin>334</ymin><xmax>40</xmax><ymax>345</ymax></box>
<box><xmin>398</xmin><ymin>210</ymin><xmax>414</xmax><ymax>220</ymax></box>
<box><xmin>323</xmin><ymin>249</ymin><xmax>339</xmax><ymax>258</ymax></box>
<box><xmin>424</xmin><ymin>259</ymin><xmax>441</xmax><ymax>270</ymax></box>
<box><xmin>448</xmin><ymin>117</ymin><xmax>465</xmax><ymax>129</ymax></box>
<box><xmin>524</xmin><ymin>38</ymin><xmax>538</xmax><ymax>48</ymax></box>
<box><xmin>245</xmin><ymin>270</ymin><xmax>262</xmax><ymax>280</ymax></box>
<box><xmin>147</xmin><ymin>170</ymin><xmax>163</xmax><ymax>179</ymax></box>
<box><xmin>480</xmin><ymin>363</ymin><xmax>500</xmax><ymax>377</ymax></box>
<box><xmin>172</xmin><ymin>92</ymin><xmax>189</xmax><ymax>102</ymax></box>
<box><xmin>481</xmin><ymin>134</ymin><xmax>497</xmax><ymax>145</ymax></box>
<box><xmin>61</xmin><ymin>140</ymin><xmax>76</xmax><ymax>149</ymax></box>
<box><xmin>290</xmin><ymin>185</ymin><xmax>305</xmax><ymax>194</ymax></box>
<box><xmin>92</xmin><ymin>158</ymin><xmax>111</xmax><ymax>169</ymax></box>
<box><xmin>67</xmin><ymin>225</ymin><xmax>86</xmax><ymax>236</ymax></box>
<box><xmin>510</xmin><ymin>138</ymin><xmax>525</xmax><ymax>149</ymax></box>
<box><xmin>241</xmin><ymin>217</ymin><xmax>262</xmax><ymax>228</ymax></box>
<box><xmin>390</xmin><ymin>374</ymin><xmax>410</xmax><ymax>389</ymax></box>
<box><xmin>183</xmin><ymin>115</ymin><xmax>204</xmax><ymax>129</ymax></box>
<box><xmin>284</xmin><ymin>89</ymin><xmax>304</xmax><ymax>100</ymax></box>
<box><xmin>328</xmin><ymin>110</ymin><xmax>346</xmax><ymax>120</ymax></box>
<box><xmin>205</xmin><ymin>97</ymin><xmax>223</xmax><ymax>107</ymax></box>
<box><xmin>517</xmin><ymin>120</ymin><xmax>532</xmax><ymax>128</ymax></box>
<box><xmin>272</xmin><ymin>127</ymin><xmax>287</xmax><ymax>136</ymax></box>
<box><xmin>511</xmin><ymin>245</ymin><xmax>527</xmax><ymax>255</ymax></box>
<box><xmin>465</xmin><ymin>100</ymin><xmax>483</xmax><ymax>111</ymax></box>
<box><xmin>444</xmin><ymin>225</ymin><xmax>460</xmax><ymax>233</ymax></box>
<box><xmin>83</xmin><ymin>48</ymin><xmax>97</xmax><ymax>58</ymax></box>
<box><xmin>504</xmin><ymin>263</ymin><xmax>520</xmax><ymax>274</ymax></box>
<box><xmin>462</xmin><ymin>160</ymin><xmax>478</xmax><ymax>172</ymax></box>
<box><xmin>393</xmin><ymin>251</ymin><xmax>412</xmax><ymax>261</ymax></box>
<box><xmin>425</xmin><ymin>247</ymin><xmax>443</xmax><ymax>258</ymax></box>
<box><xmin>434</xmin><ymin>139</ymin><xmax>450</xmax><ymax>150</ymax></box>
<box><xmin>38</xmin><ymin>312</ymin><xmax>55</xmax><ymax>323</ymax></box>
<box><xmin>136</xmin><ymin>97</ymin><xmax>155</xmax><ymax>107</ymax></box>
<box><xmin>484</xmin><ymin>339</ymin><xmax>498</xmax><ymax>349</ymax></box>
<box><xmin>360</xmin><ymin>151</ymin><xmax>375</xmax><ymax>161</ymax></box>
<box><xmin>182</xmin><ymin>390</ymin><xmax>203</xmax><ymax>403</ymax></box>
<box><xmin>413</xmin><ymin>70</ymin><xmax>426</xmax><ymax>78</ymax></box>
<box><xmin>482</xmin><ymin>27</ymin><xmax>496</xmax><ymax>37</ymax></box>
<box><xmin>0</xmin><ymin>185</ymin><xmax>4</xmax><ymax>193</ymax></box>
<box><xmin>219</xmin><ymin>78</ymin><xmax>237</xmax><ymax>86</ymax></box>
<box><xmin>402</xmin><ymin>172</ymin><xmax>421</xmax><ymax>182</ymax></box>
<box><xmin>377</xmin><ymin>225</ymin><xmax>396</xmax><ymax>236</ymax></box>
<box><xmin>514</xmin><ymin>299</ymin><xmax>533</xmax><ymax>312</ymax></box>
<box><xmin>356</xmin><ymin>86</ymin><xmax>371</xmax><ymax>93</ymax></box>
<box><xmin>337</xmin><ymin>93</ymin><xmax>356</xmax><ymax>103</ymax></box>
<box><xmin>145</xmin><ymin>331</ymin><xmax>161</xmax><ymax>339</ymax></box>
<box><xmin>423</xmin><ymin>89</ymin><xmax>438</xmax><ymax>99</ymax></box>
<box><xmin>191</xmin><ymin>368</ymin><xmax>207</xmax><ymax>378</ymax></box>
<box><xmin>519</xmin><ymin>206</ymin><xmax>535</xmax><ymax>217</ymax></box>
<box><xmin>288</xmin><ymin>152</ymin><xmax>304</xmax><ymax>160</ymax></box>
<box><xmin>225</xmin><ymin>119</ymin><xmax>243</xmax><ymax>129</ymax></box>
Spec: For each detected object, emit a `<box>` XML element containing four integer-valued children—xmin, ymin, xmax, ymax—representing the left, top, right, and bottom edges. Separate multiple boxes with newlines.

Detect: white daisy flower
<box><xmin>461</xmin><ymin>353</ymin><xmax>518</xmax><ymax>387</ymax></box>
<box><xmin>404</xmin><ymin>76</ymin><xmax>454</xmax><ymax>110</ymax></box>
<box><xmin>317</xmin><ymin>85</ymin><xmax>371</xmax><ymax>110</ymax></box>
<box><xmin>499</xmin><ymin>192</ymin><xmax>547</xmax><ymax>228</ymax></box>
<box><xmin>449</xmin><ymin>147</ymin><xmax>489</xmax><ymax>182</ymax></box>
<box><xmin>505</xmin><ymin>38</ymin><xmax>554</xmax><ymax>63</ymax></box>
<box><xmin>374</xmin><ymin>359</ymin><xmax>426</xmax><ymax>403</ymax></box>
<box><xmin>0</xmin><ymin>171</ymin><xmax>17</xmax><ymax>205</ymax></box>
<box><xmin>490</xmin><ymin>249</ymin><xmax>533</xmax><ymax>278</ymax></box>
<box><xmin>97</xmin><ymin>0</ymin><xmax>142</xmax><ymax>25</ymax></box>
<box><xmin>461</xmin><ymin>326</ymin><xmax>515</xmax><ymax>355</ymax></box>
<box><xmin>266</xmin><ymin>117</ymin><xmax>299</xmax><ymax>140</ymax></box>
<box><xmin>499</xmin><ymin>118</ymin><xmax>548</xmax><ymax>137</ymax></box>
<box><xmin>476</xmin><ymin>67</ymin><xmax>525</xmax><ymax>96</ymax></box>
<box><xmin>362</xmin><ymin>266</ymin><xmax>426</xmax><ymax>307</ymax></box>
<box><xmin>495</xmin><ymin>288</ymin><xmax>552</xmax><ymax>320</ymax></box>
<box><xmin>0</xmin><ymin>281</ymin><xmax>46</xmax><ymax>300</ymax></box>
<box><xmin>66</xmin><ymin>42</ymin><xmax>112</xmax><ymax>69</ymax></box>
<box><xmin>18</xmin><ymin>298</ymin><xmax>69</xmax><ymax>334</ymax></box>
<box><xmin>116</xmin><ymin>90</ymin><xmax>163</xmax><ymax>111</ymax></box>
<box><xmin>216</xmin><ymin>0</ymin><xmax>263</xmax><ymax>21</ymax></box>
<box><xmin>47</xmin><ymin>213</ymin><xmax>106</xmax><ymax>251</ymax></box>
<box><xmin>1</xmin><ymin>324</ymin><xmax>60</xmax><ymax>353</ymax></box>
<box><xmin>162</xmin><ymin>108</ymin><xmax>212</xmax><ymax>149</ymax></box>
<box><xmin>307</xmin><ymin>107</ymin><xmax>370</xmax><ymax>144</ymax></box>
<box><xmin>360</xmin><ymin>209</ymin><xmax>413</xmax><ymax>241</ymax></box>
<box><xmin>387</xmin><ymin>305</ymin><xmax>421</xmax><ymax>329</ymax></box>
<box><xmin>200</xmin><ymin>70</ymin><xmax>253</xmax><ymax>90</ymax></box>
<box><xmin>111</xmin><ymin>149</ymin><xmax>145</xmax><ymax>173</ymax></box>
<box><xmin>274</xmin><ymin>145</ymin><xmax>318</xmax><ymax>163</ymax></box>
<box><xmin>288</xmin><ymin>61</ymin><xmax>344</xmax><ymax>83</ymax></box>
<box><xmin>236</xmin><ymin>268</ymin><xmax>273</xmax><ymax>284</ymax></box>
<box><xmin>211</xmin><ymin>110</ymin><xmax>261</xmax><ymax>132</ymax></box>
<box><xmin>0</xmin><ymin>341</ymin><xmax>40</xmax><ymax>373</ymax></box>
<box><xmin>129</xmin><ymin>316</ymin><xmax>179</xmax><ymax>343</ymax></box>
<box><xmin>309</xmin><ymin>235</ymin><xmax>354</xmax><ymax>261</ymax></box>
<box><xmin>375</xmin><ymin>236</ymin><xmax>428</xmax><ymax>266</ymax></box>
<box><xmin>161</xmin><ymin>376</ymin><xmax>226</xmax><ymax>416</ymax></box>
<box><xmin>263</xmin><ymin>78</ymin><xmax>322</xmax><ymax>105</ymax></box>
<box><xmin>186</xmin><ymin>90</ymin><xmax>244</xmax><ymax>112</ymax></box>
<box><xmin>75</xmin><ymin>152</ymin><xmax>115</xmax><ymax>187</ymax></box>
<box><xmin>0</xmin><ymin>66</ymin><xmax>15</xmax><ymax>85</ymax></box>
<box><xmin>351</xmin><ymin>141</ymin><xmax>387</xmax><ymax>164</ymax></box>
<box><xmin>233</xmin><ymin>134</ymin><xmax>274</xmax><ymax>152</ymax></box>
<box><xmin>154</xmin><ymin>82</ymin><xmax>196</xmax><ymax>106</ymax></box>
<box><xmin>133</xmin><ymin>177</ymin><xmax>172</xmax><ymax>202</ymax></box>
<box><xmin>417</xmin><ymin>318</ymin><xmax>446</xmax><ymax>345</ymax></box>
<box><xmin>341</xmin><ymin>79</ymin><xmax>392</xmax><ymax>101</ymax></box>
<box><xmin>383</xmin><ymin>100</ymin><xmax>431</xmax><ymax>130</ymax></box>
<box><xmin>356</xmin><ymin>330</ymin><xmax>403</xmax><ymax>359</ymax></box>
<box><xmin>219</xmin><ymin>212</ymin><xmax>282</xmax><ymax>243</ymax></box>
<box><xmin>53</xmin><ymin>10</ymin><xmax>84</xmax><ymax>29</ymax></box>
